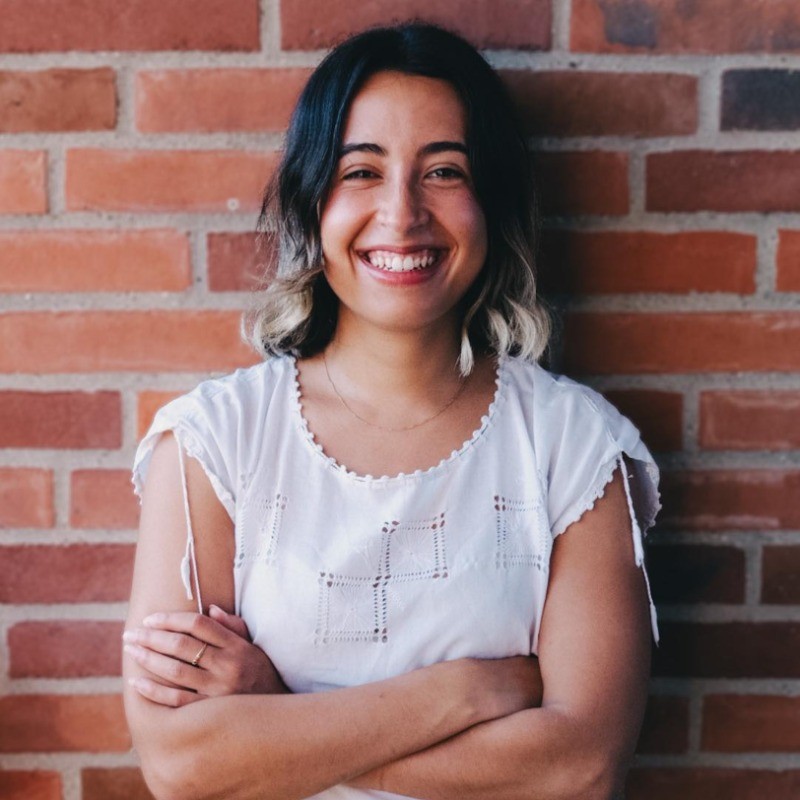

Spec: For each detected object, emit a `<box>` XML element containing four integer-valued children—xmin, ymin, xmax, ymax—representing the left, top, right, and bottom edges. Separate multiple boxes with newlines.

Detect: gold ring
<box><xmin>190</xmin><ymin>642</ymin><xmax>208</xmax><ymax>667</ymax></box>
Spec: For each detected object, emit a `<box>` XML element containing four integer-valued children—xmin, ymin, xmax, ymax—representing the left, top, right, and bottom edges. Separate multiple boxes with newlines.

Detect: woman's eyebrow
<box><xmin>339</xmin><ymin>142</ymin><xmax>386</xmax><ymax>158</ymax></box>
<box><xmin>419</xmin><ymin>141</ymin><xmax>468</xmax><ymax>156</ymax></box>
<box><xmin>338</xmin><ymin>141</ymin><xmax>468</xmax><ymax>158</ymax></box>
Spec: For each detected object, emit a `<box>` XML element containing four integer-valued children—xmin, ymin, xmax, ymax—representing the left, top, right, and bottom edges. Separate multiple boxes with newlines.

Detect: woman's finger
<box><xmin>208</xmin><ymin>604</ymin><xmax>251</xmax><ymax>640</ymax></box>
<box><xmin>129</xmin><ymin>676</ymin><xmax>205</xmax><ymax>708</ymax></box>
<box><xmin>123</xmin><ymin>627</ymin><xmax>206</xmax><ymax>665</ymax></box>
<box><xmin>124</xmin><ymin>643</ymin><xmax>213</xmax><ymax>691</ymax></box>
<box><xmin>140</xmin><ymin>611</ymin><xmax>231</xmax><ymax>647</ymax></box>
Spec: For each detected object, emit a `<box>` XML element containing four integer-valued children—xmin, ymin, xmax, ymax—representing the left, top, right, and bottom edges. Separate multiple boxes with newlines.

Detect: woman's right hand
<box><xmin>124</xmin><ymin>604</ymin><xmax>289</xmax><ymax>707</ymax></box>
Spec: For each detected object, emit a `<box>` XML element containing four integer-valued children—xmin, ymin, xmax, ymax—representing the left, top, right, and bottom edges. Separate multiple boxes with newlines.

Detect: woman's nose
<box><xmin>377</xmin><ymin>177</ymin><xmax>430</xmax><ymax>232</ymax></box>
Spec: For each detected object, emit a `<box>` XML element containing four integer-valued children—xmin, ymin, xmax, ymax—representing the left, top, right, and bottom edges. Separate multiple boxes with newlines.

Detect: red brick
<box><xmin>207</xmin><ymin>231</ymin><xmax>276</xmax><ymax>291</ymax></box>
<box><xmin>9</xmin><ymin>620</ymin><xmax>123</xmax><ymax>678</ymax></box>
<box><xmin>542</xmin><ymin>231</ymin><xmax>756</xmax><ymax>294</ymax></box>
<box><xmin>653</xmin><ymin>622</ymin><xmax>800</xmax><ymax>678</ymax></box>
<box><xmin>0</xmin><ymin>230</ymin><xmax>190</xmax><ymax>292</ymax></box>
<box><xmin>659</xmin><ymin>469</ymin><xmax>800</xmax><ymax>531</ymax></box>
<box><xmin>700</xmin><ymin>391</ymin><xmax>800</xmax><ymax>450</ymax></box>
<box><xmin>137</xmin><ymin>390</ymin><xmax>181</xmax><ymax>438</ymax></box>
<box><xmin>648</xmin><ymin>544</ymin><xmax>745</xmax><ymax>604</ymax></box>
<box><xmin>71</xmin><ymin>469</ymin><xmax>139</xmax><ymax>529</ymax></box>
<box><xmin>647</xmin><ymin>150</ymin><xmax>800</xmax><ymax>212</ymax></box>
<box><xmin>0</xmin><ymin>0</ymin><xmax>259</xmax><ymax>52</ymax></box>
<box><xmin>777</xmin><ymin>229</ymin><xmax>800</xmax><ymax>291</ymax></box>
<box><xmin>0</xmin><ymin>544</ymin><xmax>134</xmax><ymax>603</ymax></box>
<box><xmin>281</xmin><ymin>0</ymin><xmax>551</xmax><ymax>51</ymax></box>
<box><xmin>0</xmin><ymin>695</ymin><xmax>129</xmax><ymax>752</ymax></box>
<box><xmin>0</xmin><ymin>391</ymin><xmax>120</xmax><ymax>448</ymax></box>
<box><xmin>66</xmin><ymin>149</ymin><xmax>277</xmax><ymax>213</ymax></box>
<box><xmin>0</xmin><ymin>771</ymin><xmax>61</xmax><ymax>800</ymax></box>
<box><xmin>602</xmin><ymin>389</ymin><xmax>682</xmax><ymax>452</ymax></box>
<box><xmin>762</xmin><ymin>546</ymin><xmax>800</xmax><ymax>605</ymax></box>
<box><xmin>0</xmin><ymin>150</ymin><xmax>47</xmax><ymax>214</ymax></box>
<box><xmin>137</xmin><ymin>69</ymin><xmax>309</xmax><ymax>132</ymax></box>
<box><xmin>636</xmin><ymin>695</ymin><xmax>689</xmax><ymax>754</ymax></box>
<box><xmin>82</xmin><ymin>768</ymin><xmax>154</xmax><ymax>800</ymax></box>
<box><xmin>572</xmin><ymin>0</ymin><xmax>800</xmax><ymax>54</ymax></box>
<box><xmin>534</xmin><ymin>152</ymin><xmax>629</xmax><ymax>216</ymax></box>
<box><xmin>702</xmin><ymin>695</ymin><xmax>800</xmax><ymax>752</ymax></box>
<box><xmin>504</xmin><ymin>71</ymin><xmax>697</xmax><ymax>137</ymax></box>
<box><xmin>0</xmin><ymin>311</ymin><xmax>256</xmax><ymax>373</ymax></box>
<box><xmin>0</xmin><ymin>468</ymin><xmax>53</xmax><ymax>528</ymax></box>
<box><xmin>563</xmin><ymin>312</ymin><xmax>800</xmax><ymax>374</ymax></box>
<box><xmin>0</xmin><ymin>68</ymin><xmax>114</xmax><ymax>132</ymax></box>
<box><xmin>627</xmin><ymin>768</ymin><xmax>800</xmax><ymax>800</ymax></box>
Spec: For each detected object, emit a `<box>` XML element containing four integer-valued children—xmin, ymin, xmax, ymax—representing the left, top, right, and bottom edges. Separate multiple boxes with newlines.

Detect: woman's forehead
<box><xmin>341</xmin><ymin>71</ymin><xmax>467</xmax><ymax>146</ymax></box>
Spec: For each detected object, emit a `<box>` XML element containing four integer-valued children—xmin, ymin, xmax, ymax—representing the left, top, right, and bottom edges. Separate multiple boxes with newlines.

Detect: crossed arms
<box><xmin>123</xmin><ymin>433</ymin><xmax>651</xmax><ymax>800</ymax></box>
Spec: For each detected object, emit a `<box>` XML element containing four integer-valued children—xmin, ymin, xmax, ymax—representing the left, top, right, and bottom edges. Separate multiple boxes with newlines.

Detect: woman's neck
<box><xmin>322</xmin><ymin>316</ymin><xmax>466</xmax><ymax>407</ymax></box>
<box><xmin>295</xmin><ymin>315</ymin><xmax>498</xmax><ymax>476</ymax></box>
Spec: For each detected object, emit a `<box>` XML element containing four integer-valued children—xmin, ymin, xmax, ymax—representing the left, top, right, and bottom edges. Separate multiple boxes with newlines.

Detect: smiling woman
<box><xmin>124</xmin><ymin>22</ymin><xmax>661</xmax><ymax>800</ymax></box>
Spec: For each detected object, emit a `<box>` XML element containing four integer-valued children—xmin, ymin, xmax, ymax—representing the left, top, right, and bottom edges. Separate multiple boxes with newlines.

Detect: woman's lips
<box><xmin>361</xmin><ymin>248</ymin><xmax>441</xmax><ymax>272</ymax></box>
<box><xmin>357</xmin><ymin>249</ymin><xmax>445</xmax><ymax>285</ymax></box>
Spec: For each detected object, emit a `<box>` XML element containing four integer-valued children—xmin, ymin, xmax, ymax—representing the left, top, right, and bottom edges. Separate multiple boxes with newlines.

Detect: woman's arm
<box><xmin>347</xmin><ymin>466</ymin><xmax>652</xmax><ymax>800</ymax></box>
<box><xmin>124</xmin><ymin>433</ymin><xmax>541</xmax><ymax>800</ymax></box>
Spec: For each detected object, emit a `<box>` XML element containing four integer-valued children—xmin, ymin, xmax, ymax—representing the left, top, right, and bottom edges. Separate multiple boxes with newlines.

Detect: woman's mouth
<box><xmin>359</xmin><ymin>249</ymin><xmax>443</xmax><ymax>273</ymax></box>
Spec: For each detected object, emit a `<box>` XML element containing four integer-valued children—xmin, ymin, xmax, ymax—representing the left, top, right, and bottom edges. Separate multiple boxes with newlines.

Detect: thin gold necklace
<box><xmin>322</xmin><ymin>350</ymin><xmax>467</xmax><ymax>433</ymax></box>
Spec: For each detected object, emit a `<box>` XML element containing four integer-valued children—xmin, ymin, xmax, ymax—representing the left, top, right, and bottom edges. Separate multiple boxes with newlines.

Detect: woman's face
<box><xmin>319</xmin><ymin>70</ymin><xmax>488</xmax><ymax>338</ymax></box>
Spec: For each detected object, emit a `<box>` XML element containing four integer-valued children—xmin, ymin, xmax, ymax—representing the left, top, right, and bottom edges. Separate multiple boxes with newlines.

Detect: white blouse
<box><xmin>132</xmin><ymin>354</ymin><xmax>661</xmax><ymax>800</ymax></box>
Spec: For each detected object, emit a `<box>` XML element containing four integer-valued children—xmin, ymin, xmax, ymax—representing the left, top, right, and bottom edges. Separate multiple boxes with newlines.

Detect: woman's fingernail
<box><xmin>122</xmin><ymin>630</ymin><xmax>136</xmax><ymax>643</ymax></box>
<box><xmin>142</xmin><ymin>613</ymin><xmax>163</xmax><ymax>626</ymax></box>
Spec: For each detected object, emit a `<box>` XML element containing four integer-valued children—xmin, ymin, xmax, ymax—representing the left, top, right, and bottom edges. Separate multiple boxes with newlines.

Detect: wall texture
<box><xmin>1</xmin><ymin>0</ymin><xmax>799</xmax><ymax>797</ymax></box>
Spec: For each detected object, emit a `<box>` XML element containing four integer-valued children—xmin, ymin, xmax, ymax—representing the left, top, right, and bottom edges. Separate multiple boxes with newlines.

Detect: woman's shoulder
<box><xmin>138</xmin><ymin>355</ymin><xmax>294</xmax><ymax>467</ymax></box>
<box><xmin>504</xmin><ymin>357</ymin><xmax>661</xmax><ymax>537</ymax></box>
<box><xmin>161</xmin><ymin>355</ymin><xmax>294</xmax><ymax>422</ymax></box>
<box><xmin>504</xmin><ymin>355</ymin><xmax>615</xmax><ymax>422</ymax></box>
<box><xmin>184</xmin><ymin>355</ymin><xmax>291</xmax><ymax>403</ymax></box>
<box><xmin>132</xmin><ymin>356</ymin><xmax>295</xmax><ymax>516</ymax></box>
<box><xmin>503</xmin><ymin>355</ymin><xmax>652</xmax><ymax>469</ymax></box>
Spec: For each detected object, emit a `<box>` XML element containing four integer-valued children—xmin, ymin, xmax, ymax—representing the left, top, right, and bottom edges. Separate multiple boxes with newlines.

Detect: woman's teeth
<box><xmin>365</xmin><ymin>250</ymin><xmax>438</xmax><ymax>272</ymax></box>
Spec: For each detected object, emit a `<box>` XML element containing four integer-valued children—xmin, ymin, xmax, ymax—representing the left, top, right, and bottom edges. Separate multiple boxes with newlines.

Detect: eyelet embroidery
<box><xmin>316</xmin><ymin>573</ymin><xmax>388</xmax><ymax>645</ymax></box>
<box><xmin>494</xmin><ymin>495</ymin><xmax>551</xmax><ymax>571</ymax></box>
<box><xmin>235</xmin><ymin>491</ymin><xmax>287</xmax><ymax>567</ymax></box>
<box><xmin>315</xmin><ymin>513</ymin><xmax>448</xmax><ymax>645</ymax></box>
<box><xmin>381</xmin><ymin>513</ymin><xmax>448</xmax><ymax>582</ymax></box>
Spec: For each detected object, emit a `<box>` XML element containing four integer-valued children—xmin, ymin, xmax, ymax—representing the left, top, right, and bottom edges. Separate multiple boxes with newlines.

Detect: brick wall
<box><xmin>1</xmin><ymin>0</ymin><xmax>799</xmax><ymax>797</ymax></box>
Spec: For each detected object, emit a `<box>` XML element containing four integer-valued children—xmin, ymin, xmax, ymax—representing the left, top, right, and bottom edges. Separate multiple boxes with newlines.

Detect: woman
<box><xmin>124</xmin><ymin>22</ymin><xmax>660</xmax><ymax>800</ymax></box>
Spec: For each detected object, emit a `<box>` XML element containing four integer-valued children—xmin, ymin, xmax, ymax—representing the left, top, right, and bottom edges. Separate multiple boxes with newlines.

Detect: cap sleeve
<box><xmin>131</xmin><ymin>389</ymin><xmax>236</xmax><ymax>522</ymax></box>
<box><xmin>541</xmin><ymin>375</ymin><xmax>662</xmax><ymax>642</ymax></box>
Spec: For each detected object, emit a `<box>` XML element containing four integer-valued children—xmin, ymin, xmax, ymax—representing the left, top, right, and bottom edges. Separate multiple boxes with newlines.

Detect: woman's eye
<box><xmin>342</xmin><ymin>169</ymin><xmax>377</xmax><ymax>180</ymax></box>
<box><xmin>428</xmin><ymin>167</ymin><xmax>465</xmax><ymax>180</ymax></box>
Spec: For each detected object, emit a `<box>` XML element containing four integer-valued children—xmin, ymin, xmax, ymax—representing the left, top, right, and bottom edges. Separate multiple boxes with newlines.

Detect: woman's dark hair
<box><xmin>245</xmin><ymin>21</ymin><xmax>550</xmax><ymax>374</ymax></box>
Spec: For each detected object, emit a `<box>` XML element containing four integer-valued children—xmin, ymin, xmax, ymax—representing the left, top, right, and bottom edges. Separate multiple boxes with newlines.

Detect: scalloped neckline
<box><xmin>288</xmin><ymin>354</ymin><xmax>507</xmax><ymax>484</ymax></box>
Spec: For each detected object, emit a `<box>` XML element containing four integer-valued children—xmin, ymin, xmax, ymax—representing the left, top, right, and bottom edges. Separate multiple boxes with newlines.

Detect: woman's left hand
<box><xmin>124</xmin><ymin>604</ymin><xmax>289</xmax><ymax>707</ymax></box>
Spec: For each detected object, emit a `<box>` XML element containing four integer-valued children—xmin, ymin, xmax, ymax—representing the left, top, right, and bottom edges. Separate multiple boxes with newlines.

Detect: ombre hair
<box><xmin>244</xmin><ymin>21</ymin><xmax>551</xmax><ymax>375</ymax></box>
